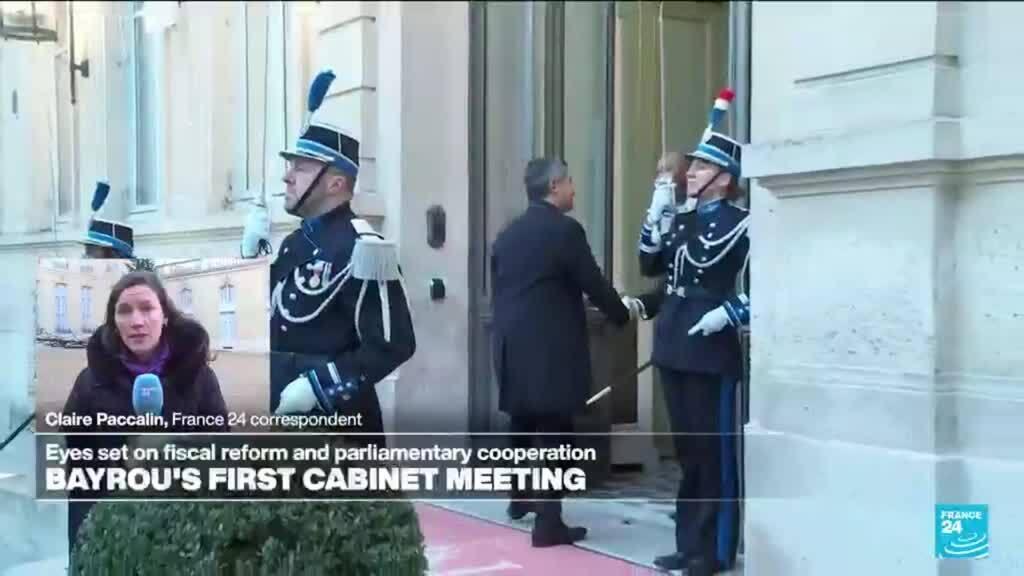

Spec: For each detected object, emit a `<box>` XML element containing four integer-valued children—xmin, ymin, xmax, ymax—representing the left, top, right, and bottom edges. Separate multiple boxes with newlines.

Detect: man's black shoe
<box><xmin>507</xmin><ymin>501</ymin><xmax>534</xmax><ymax>520</ymax></box>
<box><xmin>531</xmin><ymin>525</ymin><xmax>587</xmax><ymax>548</ymax></box>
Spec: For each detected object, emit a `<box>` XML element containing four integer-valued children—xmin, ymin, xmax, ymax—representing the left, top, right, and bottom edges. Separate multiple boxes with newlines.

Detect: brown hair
<box><xmin>725</xmin><ymin>176</ymin><xmax>745</xmax><ymax>202</ymax></box>
<box><xmin>99</xmin><ymin>271</ymin><xmax>210</xmax><ymax>363</ymax></box>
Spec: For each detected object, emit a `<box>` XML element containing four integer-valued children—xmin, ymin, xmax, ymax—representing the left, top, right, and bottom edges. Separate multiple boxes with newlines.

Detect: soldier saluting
<box><xmin>241</xmin><ymin>71</ymin><xmax>416</xmax><ymax>446</ymax></box>
<box><xmin>636</xmin><ymin>88</ymin><xmax>749</xmax><ymax>576</ymax></box>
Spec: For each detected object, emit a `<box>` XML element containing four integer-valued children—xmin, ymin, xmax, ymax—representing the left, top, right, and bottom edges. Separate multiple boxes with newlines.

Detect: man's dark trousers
<box><xmin>507</xmin><ymin>412</ymin><xmax>575</xmax><ymax>534</ymax></box>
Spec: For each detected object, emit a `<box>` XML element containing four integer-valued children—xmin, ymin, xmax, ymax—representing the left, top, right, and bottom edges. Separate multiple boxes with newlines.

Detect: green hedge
<box><xmin>70</xmin><ymin>500</ymin><xmax>428</xmax><ymax>576</ymax></box>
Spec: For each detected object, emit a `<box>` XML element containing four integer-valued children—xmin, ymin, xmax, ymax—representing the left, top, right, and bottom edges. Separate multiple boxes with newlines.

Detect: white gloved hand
<box><xmin>275</xmin><ymin>374</ymin><xmax>318</xmax><ymax>415</ymax></box>
<box><xmin>645</xmin><ymin>176</ymin><xmax>676</xmax><ymax>228</ymax></box>
<box><xmin>241</xmin><ymin>205</ymin><xmax>271</xmax><ymax>258</ymax></box>
<box><xmin>687</xmin><ymin>306</ymin><xmax>731</xmax><ymax>336</ymax></box>
<box><xmin>622</xmin><ymin>296</ymin><xmax>643</xmax><ymax>321</ymax></box>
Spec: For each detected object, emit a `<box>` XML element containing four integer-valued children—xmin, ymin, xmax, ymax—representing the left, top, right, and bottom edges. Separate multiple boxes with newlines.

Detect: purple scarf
<box><xmin>119</xmin><ymin>338</ymin><xmax>172</xmax><ymax>379</ymax></box>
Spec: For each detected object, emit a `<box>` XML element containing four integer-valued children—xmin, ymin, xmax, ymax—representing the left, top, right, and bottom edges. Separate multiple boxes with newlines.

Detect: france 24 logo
<box><xmin>936</xmin><ymin>504</ymin><xmax>988</xmax><ymax>559</ymax></box>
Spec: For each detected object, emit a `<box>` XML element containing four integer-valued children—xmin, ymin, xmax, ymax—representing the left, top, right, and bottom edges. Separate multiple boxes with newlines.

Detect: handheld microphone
<box><xmin>132</xmin><ymin>373</ymin><xmax>164</xmax><ymax>416</ymax></box>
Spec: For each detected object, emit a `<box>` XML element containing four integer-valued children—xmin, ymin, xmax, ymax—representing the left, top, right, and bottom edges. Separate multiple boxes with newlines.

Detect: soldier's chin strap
<box><xmin>692</xmin><ymin>166</ymin><xmax>725</xmax><ymax>206</ymax></box>
<box><xmin>286</xmin><ymin>163</ymin><xmax>331</xmax><ymax>217</ymax></box>
<box><xmin>683</xmin><ymin>165</ymin><xmax>726</xmax><ymax>242</ymax></box>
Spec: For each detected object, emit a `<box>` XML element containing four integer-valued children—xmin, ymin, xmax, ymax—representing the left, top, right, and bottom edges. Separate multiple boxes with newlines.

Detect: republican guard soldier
<box><xmin>636</xmin><ymin>89</ymin><xmax>750</xmax><ymax>575</ymax></box>
<box><xmin>242</xmin><ymin>71</ymin><xmax>416</xmax><ymax>446</ymax></box>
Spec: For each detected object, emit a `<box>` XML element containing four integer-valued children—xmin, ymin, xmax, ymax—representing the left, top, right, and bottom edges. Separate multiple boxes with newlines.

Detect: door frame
<box><xmin>466</xmin><ymin>0</ymin><xmax>751</xmax><ymax>435</ymax></box>
<box><xmin>467</xmin><ymin>1</ymin><xmax>618</xmax><ymax>434</ymax></box>
<box><xmin>467</xmin><ymin>0</ymin><xmax>489</xmax><ymax>434</ymax></box>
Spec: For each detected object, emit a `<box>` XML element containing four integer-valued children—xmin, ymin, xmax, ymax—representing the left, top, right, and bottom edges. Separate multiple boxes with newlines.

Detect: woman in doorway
<box><xmin>635</xmin><ymin>89</ymin><xmax>749</xmax><ymax>576</ymax></box>
<box><xmin>60</xmin><ymin>271</ymin><xmax>230</xmax><ymax>554</ymax></box>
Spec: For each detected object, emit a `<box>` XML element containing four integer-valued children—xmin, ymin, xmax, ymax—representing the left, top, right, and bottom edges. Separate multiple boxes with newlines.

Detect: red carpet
<box><xmin>416</xmin><ymin>503</ymin><xmax>660</xmax><ymax>575</ymax></box>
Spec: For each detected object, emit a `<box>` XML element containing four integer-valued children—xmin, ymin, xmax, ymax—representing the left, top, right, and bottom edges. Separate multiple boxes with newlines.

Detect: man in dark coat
<box><xmin>490</xmin><ymin>157</ymin><xmax>631</xmax><ymax>547</ymax></box>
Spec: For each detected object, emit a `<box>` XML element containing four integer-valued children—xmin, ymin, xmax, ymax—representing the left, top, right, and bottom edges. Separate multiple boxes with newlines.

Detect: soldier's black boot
<box><xmin>654</xmin><ymin>553</ymin><xmax>727</xmax><ymax>574</ymax></box>
<box><xmin>653</xmin><ymin>552</ymin><xmax>685</xmax><ymax>571</ymax></box>
<box><xmin>684</xmin><ymin>557</ymin><xmax>714</xmax><ymax>576</ymax></box>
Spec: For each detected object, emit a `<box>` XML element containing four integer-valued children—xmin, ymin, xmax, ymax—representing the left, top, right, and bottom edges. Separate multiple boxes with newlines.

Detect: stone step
<box><xmin>0</xmin><ymin>432</ymin><xmax>68</xmax><ymax>575</ymax></box>
<box><xmin>1</xmin><ymin>557</ymin><xmax>67</xmax><ymax>576</ymax></box>
<box><xmin>0</xmin><ymin>480</ymin><xmax>68</xmax><ymax>574</ymax></box>
<box><xmin>0</xmin><ymin>472</ymin><xmax>31</xmax><ymax>498</ymax></box>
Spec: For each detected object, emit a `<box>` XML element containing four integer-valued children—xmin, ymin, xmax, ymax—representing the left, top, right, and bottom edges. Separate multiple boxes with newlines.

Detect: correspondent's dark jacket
<box><xmin>491</xmin><ymin>201</ymin><xmax>630</xmax><ymax>417</ymax></box>
<box><xmin>61</xmin><ymin>319</ymin><xmax>228</xmax><ymax>553</ymax></box>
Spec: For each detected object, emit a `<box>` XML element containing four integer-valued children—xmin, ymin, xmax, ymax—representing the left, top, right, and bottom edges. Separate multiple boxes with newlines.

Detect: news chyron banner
<box><xmin>37</xmin><ymin>433</ymin><xmax>600</xmax><ymax>501</ymax></box>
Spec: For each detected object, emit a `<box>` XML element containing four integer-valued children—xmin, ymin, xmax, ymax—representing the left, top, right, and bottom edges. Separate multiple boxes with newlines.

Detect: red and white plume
<box><xmin>702</xmin><ymin>88</ymin><xmax>735</xmax><ymax>142</ymax></box>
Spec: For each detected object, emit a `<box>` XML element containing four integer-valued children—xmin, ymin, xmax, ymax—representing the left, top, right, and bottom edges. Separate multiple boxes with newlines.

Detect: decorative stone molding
<box><xmin>744</xmin><ymin>419</ymin><xmax>1024</xmax><ymax>467</ymax></box>
<box><xmin>752</xmin><ymin>158</ymin><xmax>961</xmax><ymax>198</ymax></box>
<box><xmin>745</xmin><ymin>119</ymin><xmax>962</xmax><ymax>184</ymax></box>
<box><xmin>766</xmin><ymin>362</ymin><xmax>938</xmax><ymax>394</ymax></box>
<box><xmin>750</xmin><ymin>154</ymin><xmax>1024</xmax><ymax>197</ymax></box>
<box><xmin>936</xmin><ymin>372</ymin><xmax>1024</xmax><ymax>402</ymax></box>
<box><xmin>761</xmin><ymin>364</ymin><xmax>1024</xmax><ymax>416</ymax></box>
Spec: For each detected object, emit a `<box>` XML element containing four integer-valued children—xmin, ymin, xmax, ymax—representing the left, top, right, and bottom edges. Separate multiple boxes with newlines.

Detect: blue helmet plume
<box><xmin>90</xmin><ymin>181</ymin><xmax>110</xmax><ymax>213</ymax></box>
<box><xmin>307</xmin><ymin>70</ymin><xmax>336</xmax><ymax>114</ymax></box>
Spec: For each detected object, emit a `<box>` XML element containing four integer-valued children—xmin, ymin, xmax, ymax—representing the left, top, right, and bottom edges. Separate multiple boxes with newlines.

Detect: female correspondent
<box><xmin>61</xmin><ymin>271</ymin><xmax>229</xmax><ymax>551</ymax></box>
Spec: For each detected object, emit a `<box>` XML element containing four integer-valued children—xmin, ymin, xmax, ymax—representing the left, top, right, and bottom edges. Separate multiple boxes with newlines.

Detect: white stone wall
<box><xmin>744</xmin><ymin>2</ymin><xmax>1024</xmax><ymax>574</ymax></box>
<box><xmin>386</xmin><ymin>2</ymin><xmax>472</xmax><ymax>433</ymax></box>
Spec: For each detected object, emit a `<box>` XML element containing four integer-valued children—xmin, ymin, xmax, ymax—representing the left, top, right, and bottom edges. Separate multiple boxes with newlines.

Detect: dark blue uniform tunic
<box><xmin>269</xmin><ymin>202</ymin><xmax>415</xmax><ymax>436</ymax></box>
<box><xmin>637</xmin><ymin>198</ymin><xmax>750</xmax><ymax>375</ymax></box>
